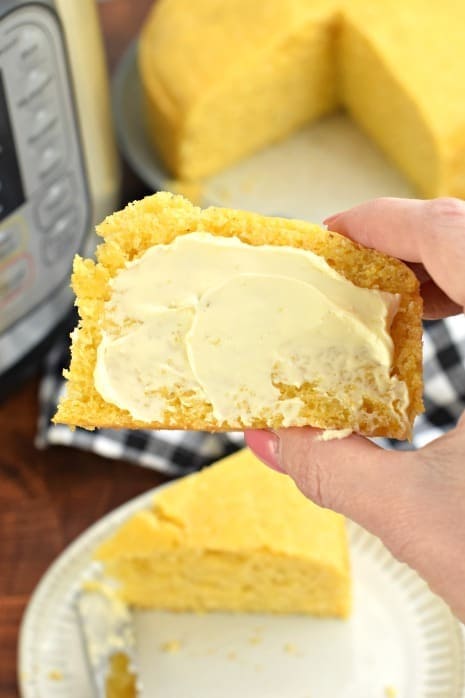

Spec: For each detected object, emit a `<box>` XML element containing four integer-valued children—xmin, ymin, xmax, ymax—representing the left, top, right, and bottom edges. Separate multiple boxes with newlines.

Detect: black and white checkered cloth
<box><xmin>36</xmin><ymin>312</ymin><xmax>465</xmax><ymax>474</ymax></box>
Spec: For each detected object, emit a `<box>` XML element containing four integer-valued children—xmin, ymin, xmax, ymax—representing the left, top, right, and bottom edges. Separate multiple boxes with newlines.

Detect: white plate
<box><xmin>19</xmin><ymin>481</ymin><xmax>465</xmax><ymax>698</ymax></box>
<box><xmin>112</xmin><ymin>43</ymin><xmax>414</xmax><ymax>221</ymax></box>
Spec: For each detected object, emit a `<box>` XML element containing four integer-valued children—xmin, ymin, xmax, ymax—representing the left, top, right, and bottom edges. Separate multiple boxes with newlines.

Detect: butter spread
<box><xmin>94</xmin><ymin>232</ymin><xmax>409</xmax><ymax>426</ymax></box>
<box><xmin>77</xmin><ymin>564</ymin><xmax>140</xmax><ymax>694</ymax></box>
<box><xmin>317</xmin><ymin>428</ymin><xmax>353</xmax><ymax>442</ymax></box>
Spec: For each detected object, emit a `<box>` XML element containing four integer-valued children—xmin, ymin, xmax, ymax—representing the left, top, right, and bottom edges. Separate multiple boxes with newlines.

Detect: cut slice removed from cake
<box><xmin>94</xmin><ymin>449</ymin><xmax>351</xmax><ymax>617</ymax></box>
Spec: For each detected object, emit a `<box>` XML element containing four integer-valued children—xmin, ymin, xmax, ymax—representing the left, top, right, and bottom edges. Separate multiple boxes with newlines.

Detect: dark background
<box><xmin>0</xmin><ymin>2</ymin><xmax>168</xmax><ymax>695</ymax></box>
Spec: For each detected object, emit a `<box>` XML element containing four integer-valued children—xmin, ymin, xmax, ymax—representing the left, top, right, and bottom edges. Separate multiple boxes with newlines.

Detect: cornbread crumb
<box><xmin>283</xmin><ymin>642</ymin><xmax>300</xmax><ymax>655</ymax></box>
<box><xmin>160</xmin><ymin>640</ymin><xmax>181</xmax><ymax>654</ymax></box>
<box><xmin>384</xmin><ymin>686</ymin><xmax>397</xmax><ymax>698</ymax></box>
<box><xmin>317</xmin><ymin>428</ymin><xmax>353</xmax><ymax>442</ymax></box>
<box><xmin>106</xmin><ymin>653</ymin><xmax>138</xmax><ymax>697</ymax></box>
<box><xmin>248</xmin><ymin>635</ymin><xmax>262</xmax><ymax>645</ymax></box>
<box><xmin>214</xmin><ymin>186</ymin><xmax>232</xmax><ymax>204</ymax></box>
<box><xmin>47</xmin><ymin>670</ymin><xmax>63</xmax><ymax>681</ymax></box>
<box><xmin>227</xmin><ymin>651</ymin><xmax>237</xmax><ymax>660</ymax></box>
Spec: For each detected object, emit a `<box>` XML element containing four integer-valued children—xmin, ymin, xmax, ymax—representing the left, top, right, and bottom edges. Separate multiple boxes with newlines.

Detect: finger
<box><xmin>407</xmin><ymin>262</ymin><xmax>432</xmax><ymax>284</ymax></box>
<box><xmin>421</xmin><ymin>280</ymin><xmax>463</xmax><ymax>319</ymax></box>
<box><xmin>245</xmin><ymin>429</ymin><xmax>285</xmax><ymax>473</ymax></box>
<box><xmin>404</xmin><ymin>263</ymin><xmax>462</xmax><ymax>317</ymax></box>
<box><xmin>324</xmin><ymin>198</ymin><xmax>426</xmax><ymax>260</ymax></box>
<box><xmin>245</xmin><ymin>428</ymin><xmax>414</xmax><ymax>537</ymax></box>
<box><xmin>325</xmin><ymin>197</ymin><xmax>465</xmax><ymax>309</ymax></box>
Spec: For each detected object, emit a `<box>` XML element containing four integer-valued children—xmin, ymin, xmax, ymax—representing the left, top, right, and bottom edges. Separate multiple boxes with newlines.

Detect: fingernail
<box><xmin>244</xmin><ymin>430</ymin><xmax>283</xmax><ymax>473</ymax></box>
<box><xmin>323</xmin><ymin>212</ymin><xmax>343</xmax><ymax>226</ymax></box>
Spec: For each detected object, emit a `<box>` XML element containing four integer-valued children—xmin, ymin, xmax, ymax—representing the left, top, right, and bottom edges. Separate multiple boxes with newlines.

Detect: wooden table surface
<box><xmin>0</xmin><ymin>2</ymin><xmax>165</xmax><ymax>695</ymax></box>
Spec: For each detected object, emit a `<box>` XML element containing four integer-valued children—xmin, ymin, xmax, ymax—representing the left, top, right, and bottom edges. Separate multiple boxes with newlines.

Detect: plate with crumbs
<box><xmin>111</xmin><ymin>43</ymin><xmax>414</xmax><ymax>222</ymax></box>
<box><xmin>19</xmin><ymin>482</ymin><xmax>465</xmax><ymax>698</ymax></box>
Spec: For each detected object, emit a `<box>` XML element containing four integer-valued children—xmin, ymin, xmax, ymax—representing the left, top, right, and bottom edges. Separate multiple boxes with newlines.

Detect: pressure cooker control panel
<box><xmin>0</xmin><ymin>3</ymin><xmax>89</xmax><ymax>333</ymax></box>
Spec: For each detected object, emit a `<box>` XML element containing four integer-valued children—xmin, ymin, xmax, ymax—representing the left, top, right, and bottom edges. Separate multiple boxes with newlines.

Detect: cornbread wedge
<box><xmin>54</xmin><ymin>192</ymin><xmax>423</xmax><ymax>438</ymax></box>
<box><xmin>140</xmin><ymin>0</ymin><xmax>465</xmax><ymax>198</ymax></box>
<box><xmin>94</xmin><ymin>449</ymin><xmax>351</xmax><ymax>617</ymax></box>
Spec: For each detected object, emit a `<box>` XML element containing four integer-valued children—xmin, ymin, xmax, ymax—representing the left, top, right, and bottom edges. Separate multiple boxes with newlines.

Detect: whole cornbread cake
<box><xmin>94</xmin><ymin>449</ymin><xmax>351</xmax><ymax>616</ymax></box>
<box><xmin>139</xmin><ymin>0</ymin><xmax>465</xmax><ymax>197</ymax></box>
<box><xmin>53</xmin><ymin>192</ymin><xmax>423</xmax><ymax>438</ymax></box>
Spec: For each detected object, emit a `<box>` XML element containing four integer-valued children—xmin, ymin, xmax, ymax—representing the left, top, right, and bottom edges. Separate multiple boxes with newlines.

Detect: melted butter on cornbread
<box><xmin>93</xmin><ymin>233</ymin><xmax>409</xmax><ymax>427</ymax></box>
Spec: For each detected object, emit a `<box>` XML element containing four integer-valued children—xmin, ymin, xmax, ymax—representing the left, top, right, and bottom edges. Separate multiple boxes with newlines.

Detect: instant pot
<box><xmin>0</xmin><ymin>0</ymin><xmax>120</xmax><ymax>396</ymax></box>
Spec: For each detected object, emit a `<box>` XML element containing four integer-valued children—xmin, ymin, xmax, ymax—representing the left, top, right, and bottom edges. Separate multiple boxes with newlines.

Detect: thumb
<box><xmin>245</xmin><ymin>428</ymin><xmax>415</xmax><ymax>540</ymax></box>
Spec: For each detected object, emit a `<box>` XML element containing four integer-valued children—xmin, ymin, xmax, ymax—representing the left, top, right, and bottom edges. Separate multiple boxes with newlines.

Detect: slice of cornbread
<box><xmin>53</xmin><ymin>192</ymin><xmax>423</xmax><ymax>438</ymax></box>
<box><xmin>139</xmin><ymin>0</ymin><xmax>465</xmax><ymax>198</ymax></box>
<box><xmin>94</xmin><ymin>449</ymin><xmax>351</xmax><ymax>617</ymax></box>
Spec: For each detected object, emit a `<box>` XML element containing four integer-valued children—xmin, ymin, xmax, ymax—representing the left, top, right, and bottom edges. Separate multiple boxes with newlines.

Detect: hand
<box><xmin>245</xmin><ymin>197</ymin><xmax>465</xmax><ymax>622</ymax></box>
